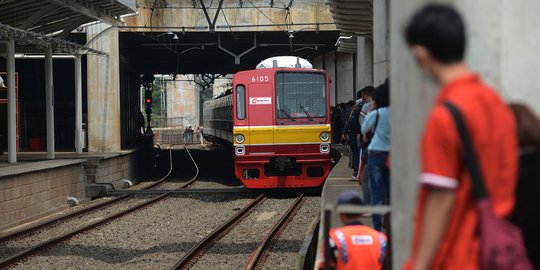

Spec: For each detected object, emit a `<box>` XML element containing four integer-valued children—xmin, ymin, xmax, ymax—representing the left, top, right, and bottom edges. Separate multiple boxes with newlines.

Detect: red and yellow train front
<box><xmin>232</xmin><ymin>68</ymin><xmax>331</xmax><ymax>188</ymax></box>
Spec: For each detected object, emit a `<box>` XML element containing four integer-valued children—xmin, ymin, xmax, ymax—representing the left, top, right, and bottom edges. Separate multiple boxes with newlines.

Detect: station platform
<box><xmin>0</xmin><ymin>150</ymin><xmax>142</xmax><ymax>232</ymax></box>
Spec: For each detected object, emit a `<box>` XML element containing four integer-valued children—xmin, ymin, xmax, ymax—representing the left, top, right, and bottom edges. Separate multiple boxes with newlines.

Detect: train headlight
<box><xmin>319</xmin><ymin>132</ymin><xmax>330</xmax><ymax>142</ymax></box>
<box><xmin>235</xmin><ymin>134</ymin><xmax>245</xmax><ymax>144</ymax></box>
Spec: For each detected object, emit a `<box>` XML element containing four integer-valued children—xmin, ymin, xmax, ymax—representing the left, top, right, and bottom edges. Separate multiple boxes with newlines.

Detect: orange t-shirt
<box><xmin>406</xmin><ymin>74</ymin><xmax>518</xmax><ymax>269</ymax></box>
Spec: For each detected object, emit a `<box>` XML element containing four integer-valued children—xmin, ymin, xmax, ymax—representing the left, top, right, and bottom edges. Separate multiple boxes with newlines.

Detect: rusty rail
<box><xmin>171</xmin><ymin>194</ymin><xmax>266</xmax><ymax>270</ymax></box>
<box><xmin>243</xmin><ymin>194</ymin><xmax>305</xmax><ymax>270</ymax></box>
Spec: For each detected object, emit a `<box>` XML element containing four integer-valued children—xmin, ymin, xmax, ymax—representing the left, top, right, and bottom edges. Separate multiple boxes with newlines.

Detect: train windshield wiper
<box><xmin>300</xmin><ymin>105</ymin><xmax>314</xmax><ymax>121</ymax></box>
<box><xmin>279</xmin><ymin>108</ymin><xmax>295</xmax><ymax>122</ymax></box>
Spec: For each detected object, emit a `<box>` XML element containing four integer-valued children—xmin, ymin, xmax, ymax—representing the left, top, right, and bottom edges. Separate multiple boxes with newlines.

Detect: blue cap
<box><xmin>337</xmin><ymin>190</ymin><xmax>364</xmax><ymax>205</ymax></box>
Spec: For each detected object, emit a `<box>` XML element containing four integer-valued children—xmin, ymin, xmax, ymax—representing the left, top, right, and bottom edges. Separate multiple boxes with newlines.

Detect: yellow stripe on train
<box><xmin>233</xmin><ymin>125</ymin><xmax>331</xmax><ymax>145</ymax></box>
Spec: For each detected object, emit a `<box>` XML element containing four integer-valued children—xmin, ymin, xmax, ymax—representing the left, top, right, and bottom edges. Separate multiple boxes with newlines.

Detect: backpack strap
<box><xmin>443</xmin><ymin>102</ymin><xmax>487</xmax><ymax>199</ymax></box>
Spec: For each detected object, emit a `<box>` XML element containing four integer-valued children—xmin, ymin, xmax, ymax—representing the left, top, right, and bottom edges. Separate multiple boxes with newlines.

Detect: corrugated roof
<box><xmin>0</xmin><ymin>0</ymin><xmax>134</xmax><ymax>35</ymax></box>
<box><xmin>0</xmin><ymin>0</ymin><xmax>135</xmax><ymax>54</ymax></box>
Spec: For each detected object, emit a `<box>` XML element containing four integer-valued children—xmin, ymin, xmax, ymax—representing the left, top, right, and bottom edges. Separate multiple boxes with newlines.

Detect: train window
<box><xmin>275</xmin><ymin>72</ymin><xmax>326</xmax><ymax>120</ymax></box>
<box><xmin>236</xmin><ymin>85</ymin><xmax>246</xmax><ymax>120</ymax></box>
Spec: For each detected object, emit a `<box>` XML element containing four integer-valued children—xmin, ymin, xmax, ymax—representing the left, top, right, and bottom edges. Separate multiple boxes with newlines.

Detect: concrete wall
<box><xmin>166</xmin><ymin>76</ymin><xmax>200</xmax><ymax>128</ymax></box>
<box><xmin>84</xmin><ymin>152</ymin><xmax>138</xmax><ymax>189</ymax></box>
<box><xmin>0</xmin><ymin>162</ymin><xmax>86</xmax><ymax>231</ymax></box>
<box><xmin>87</xmin><ymin>24</ymin><xmax>121</xmax><ymax>152</ymax></box>
<box><xmin>390</xmin><ymin>0</ymin><xmax>540</xmax><ymax>268</ymax></box>
<box><xmin>125</xmin><ymin>0</ymin><xmax>337</xmax><ymax>32</ymax></box>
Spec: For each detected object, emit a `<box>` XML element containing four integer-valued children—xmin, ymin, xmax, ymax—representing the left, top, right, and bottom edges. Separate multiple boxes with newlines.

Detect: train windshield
<box><xmin>275</xmin><ymin>72</ymin><xmax>326</xmax><ymax>120</ymax></box>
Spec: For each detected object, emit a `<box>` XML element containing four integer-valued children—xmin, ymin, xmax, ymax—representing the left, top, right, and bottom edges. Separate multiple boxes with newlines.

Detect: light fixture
<box><xmin>334</xmin><ymin>35</ymin><xmax>353</xmax><ymax>46</ymax></box>
<box><xmin>173</xmin><ymin>33</ymin><xmax>179</xmax><ymax>40</ymax></box>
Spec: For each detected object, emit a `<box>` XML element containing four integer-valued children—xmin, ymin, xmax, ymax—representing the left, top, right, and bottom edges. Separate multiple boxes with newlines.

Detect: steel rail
<box><xmin>171</xmin><ymin>194</ymin><xmax>266</xmax><ymax>270</ymax></box>
<box><xmin>0</xmin><ymin>178</ymin><xmax>169</xmax><ymax>244</ymax></box>
<box><xmin>0</xmin><ymin>192</ymin><xmax>172</xmax><ymax>268</ymax></box>
<box><xmin>107</xmin><ymin>187</ymin><xmax>249</xmax><ymax>195</ymax></box>
<box><xmin>243</xmin><ymin>194</ymin><xmax>306</xmax><ymax>270</ymax></box>
<box><xmin>0</xmin><ymin>147</ymin><xmax>183</xmax><ymax>243</ymax></box>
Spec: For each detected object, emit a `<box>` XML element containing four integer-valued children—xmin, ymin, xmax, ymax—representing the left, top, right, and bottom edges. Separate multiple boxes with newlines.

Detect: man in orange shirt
<box><xmin>320</xmin><ymin>191</ymin><xmax>387</xmax><ymax>270</ymax></box>
<box><xmin>402</xmin><ymin>4</ymin><xmax>518</xmax><ymax>269</ymax></box>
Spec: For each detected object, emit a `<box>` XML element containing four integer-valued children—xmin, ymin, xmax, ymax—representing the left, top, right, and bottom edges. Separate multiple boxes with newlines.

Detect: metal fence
<box><xmin>154</xmin><ymin>117</ymin><xmax>184</xmax><ymax>128</ymax></box>
<box><xmin>159</xmin><ymin>132</ymin><xmax>202</xmax><ymax>145</ymax></box>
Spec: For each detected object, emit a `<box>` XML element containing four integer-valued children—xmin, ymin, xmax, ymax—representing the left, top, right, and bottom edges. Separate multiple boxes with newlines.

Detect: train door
<box><xmin>247</xmin><ymin>83</ymin><xmax>274</xmax><ymax>154</ymax></box>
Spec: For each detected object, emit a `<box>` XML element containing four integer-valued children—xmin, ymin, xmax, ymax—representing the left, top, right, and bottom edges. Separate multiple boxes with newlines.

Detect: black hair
<box><xmin>363</xmin><ymin>86</ymin><xmax>374</xmax><ymax>97</ymax></box>
<box><xmin>373</xmin><ymin>79</ymin><xmax>389</xmax><ymax>108</ymax></box>
<box><xmin>357</xmin><ymin>86</ymin><xmax>375</xmax><ymax>99</ymax></box>
<box><xmin>404</xmin><ymin>3</ymin><xmax>466</xmax><ymax>63</ymax></box>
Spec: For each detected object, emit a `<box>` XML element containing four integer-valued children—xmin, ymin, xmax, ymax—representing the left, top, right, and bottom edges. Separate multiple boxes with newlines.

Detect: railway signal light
<box><xmin>144</xmin><ymin>89</ymin><xmax>152</xmax><ymax>105</ymax></box>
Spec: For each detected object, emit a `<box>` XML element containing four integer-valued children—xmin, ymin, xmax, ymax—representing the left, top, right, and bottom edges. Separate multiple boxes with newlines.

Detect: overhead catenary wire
<box><xmin>245</xmin><ymin>0</ymin><xmax>285</xmax><ymax>31</ymax></box>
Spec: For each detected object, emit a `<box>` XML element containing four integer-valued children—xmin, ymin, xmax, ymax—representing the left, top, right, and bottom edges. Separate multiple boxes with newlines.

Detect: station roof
<box><xmin>326</xmin><ymin>0</ymin><xmax>372</xmax><ymax>53</ymax></box>
<box><xmin>0</xmin><ymin>0</ymin><xmax>135</xmax><ymax>54</ymax></box>
<box><xmin>120</xmin><ymin>30</ymin><xmax>340</xmax><ymax>75</ymax></box>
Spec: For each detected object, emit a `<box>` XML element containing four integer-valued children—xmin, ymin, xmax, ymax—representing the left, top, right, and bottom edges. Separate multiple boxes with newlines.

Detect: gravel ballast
<box><xmin>262</xmin><ymin>196</ymin><xmax>320</xmax><ymax>270</ymax></box>
<box><xmin>189</xmin><ymin>197</ymin><xmax>296</xmax><ymax>270</ymax></box>
<box><xmin>0</xmin><ymin>196</ymin><xmax>153</xmax><ymax>261</ymax></box>
<box><xmin>10</xmin><ymin>194</ymin><xmax>251</xmax><ymax>270</ymax></box>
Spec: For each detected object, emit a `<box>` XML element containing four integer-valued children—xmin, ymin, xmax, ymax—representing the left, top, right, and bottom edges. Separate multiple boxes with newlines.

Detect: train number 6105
<box><xmin>251</xmin><ymin>75</ymin><xmax>269</xmax><ymax>83</ymax></box>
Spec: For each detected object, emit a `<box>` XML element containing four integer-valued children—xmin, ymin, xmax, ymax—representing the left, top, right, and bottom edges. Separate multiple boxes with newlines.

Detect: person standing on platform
<box><xmin>361</xmin><ymin>81</ymin><xmax>391</xmax><ymax>232</ymax></box>
<box><xmin>403</xmin><ymin>4</ymin><xmax>520</xmax><ymax>269</ymax></box>
<box><xmin>319</xmin><ymin>190</ymin><xmax>387</xmax><ymax>270</ymax></box>
<box><xmin>358</xmin><ymin>86</ymin><xmax>375</xmax><ymax>202</ymax></box>
<box><xmin>343</xmin><ymin>88</ymin><xmax>373</xmax><ymax>180</ymax></box>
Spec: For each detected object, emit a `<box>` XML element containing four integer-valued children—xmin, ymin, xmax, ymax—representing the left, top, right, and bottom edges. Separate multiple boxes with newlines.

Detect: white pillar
<box><xmin>373</xmin><ymin>0</ymin><xmax>390</xmax><ymax>85</ymax></box>
<box><xmin>356</xmin><ymin>36</ymin><xmax>374</xmax><ymax>89</ymax></box>
<box><xmin>4</xmin><ymin>37</ymin><xmax>16</xmax><ymax>163</ymax></box>
<box><xmin>45</xmin><ymin>47</ymin><xmax>55</xmax><ymax>159</ymax></box>
<box><xmin>74</xmin><ymin>54</ymin><xmax>83</xmax><ymax>153</ymax></box>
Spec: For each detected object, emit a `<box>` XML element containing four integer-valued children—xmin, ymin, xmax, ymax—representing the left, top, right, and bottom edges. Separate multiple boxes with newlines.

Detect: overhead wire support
<box><xmin>199</xmin><ymin>0</ymin><xmax>225</xmax><ymax>33</ymax></box>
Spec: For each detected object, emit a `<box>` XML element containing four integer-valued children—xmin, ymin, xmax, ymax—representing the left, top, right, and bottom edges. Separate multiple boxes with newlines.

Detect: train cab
<box><xmin>232</xmin><ymin>56</ymin><xmax>332</xmax><ymax>188</ymax></box>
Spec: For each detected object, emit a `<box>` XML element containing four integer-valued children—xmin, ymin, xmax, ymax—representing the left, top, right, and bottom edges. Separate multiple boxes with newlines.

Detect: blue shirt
<box><xmin>361</xmin><ymin>107</ymin><xmax>391</xmax><ymax>152</ymax></box>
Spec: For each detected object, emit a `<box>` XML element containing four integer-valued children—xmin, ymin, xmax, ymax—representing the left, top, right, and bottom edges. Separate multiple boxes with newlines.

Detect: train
<box><xmin>203</xmin><ymin>56</ymin><xmax>332</xmax><ymax>188</ymax></box>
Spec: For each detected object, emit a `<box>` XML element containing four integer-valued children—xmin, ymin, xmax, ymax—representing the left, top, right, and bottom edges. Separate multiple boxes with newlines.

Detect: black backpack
<box><xmin>509</xmin><ymin>103</ymin><xmax>540</xmax><ymax>269</ymax></box>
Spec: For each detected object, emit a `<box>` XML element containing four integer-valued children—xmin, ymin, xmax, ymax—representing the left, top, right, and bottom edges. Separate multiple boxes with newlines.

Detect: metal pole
<box><xmin>323</xmin><ymin>209</ymin><xmax>332</xmax><ymax>270</ymax></box>
<box><xmin>45</xmin><ymin>47</ymin><xmax>55</xmax><ymax>159</ymax></box>
<box><xmin>4</xmin><ymin>37</ymin><xmax>17</xmax><ymax>163</ymax></box>
<box><xmin>74</xmin><ymin>54</ymin><xmax>82</xmax><ymax>153</ymax></box>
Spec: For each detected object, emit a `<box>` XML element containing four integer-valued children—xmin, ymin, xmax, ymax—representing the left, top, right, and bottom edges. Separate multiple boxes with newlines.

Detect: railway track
<box><xmin>0</xmin><ymin>146</ymin><xmax>200</xmax><ymax>268</ymax></box>
<box><xmin>171</xmin><ymin>194</ymin><xmax>305</xmax><ymax>270</ymax></box>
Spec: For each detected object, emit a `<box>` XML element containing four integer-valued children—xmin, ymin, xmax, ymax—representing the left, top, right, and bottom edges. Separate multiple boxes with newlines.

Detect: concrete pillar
<box><xmin>390</xmin><ymin>0</ymin><xmax>540</xmax><ymax>268</ymax></box>
<box><xmin>45</xmin><ymin>47</ymin><xmax>55</xmax><ymax>159</ymax></box>
<box><xmin>87</xmin><ymin>23</ymin><xmax>121</xmax><ymax>152</ymax></box>
<box><xmin>336</xmin><ymin>52</ymin><xmax>354</xmax><ymax>103</ymax></box>
<box><xmin>324</xmin><ymin>51</ymin><xmax>337</xmax><ymax>105</ymax></box>
<box><xmin>74</xmin><ymin>55</ymin><xmax>83</xmax><ymax>153</ymax></box>
<box><xmin>373</xmin><ymin>0</ymin><xmax>390</xmax><ymax>85</ymax></box>
<box><xmin>356</xmin><ymin>36</ymin><xmax>374</xmax><ymax>89</ymax></box>
<box><xmin>3</xmin><ymin>37</ymin><xmax>16</xmax><ymax>163</ymax></box>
